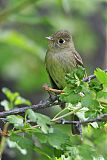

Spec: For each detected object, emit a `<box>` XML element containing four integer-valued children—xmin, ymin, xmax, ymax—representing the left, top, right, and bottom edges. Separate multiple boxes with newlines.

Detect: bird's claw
<box><xmin>43</xmin><ymin>84</ymin><xmax>64</xmax><ymax>94</ymax></box>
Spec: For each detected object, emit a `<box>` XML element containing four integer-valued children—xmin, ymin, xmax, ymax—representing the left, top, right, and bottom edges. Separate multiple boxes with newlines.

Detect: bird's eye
<box><xmin>58</xmin><ymin>38</ymin><xmax>65</xmax><ymax>44</ymax></box>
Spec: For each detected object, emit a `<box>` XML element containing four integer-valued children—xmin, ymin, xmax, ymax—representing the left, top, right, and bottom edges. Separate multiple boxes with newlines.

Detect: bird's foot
<box><xmin>43</xmin><ymin>84</ymin><xmax>64</xmax><ymax>94</ymax></box>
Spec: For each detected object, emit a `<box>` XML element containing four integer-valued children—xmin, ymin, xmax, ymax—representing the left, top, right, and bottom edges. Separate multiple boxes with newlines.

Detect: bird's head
<box><xmin>46</xmin><ymin>30</ymin><xmax>74</xmax><ymax>50</ymax></box>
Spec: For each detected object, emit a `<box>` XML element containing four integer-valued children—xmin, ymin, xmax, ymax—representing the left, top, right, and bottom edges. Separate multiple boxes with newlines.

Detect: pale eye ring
<box><xmin>58</xmin><ymin>38</ymin><xmax>65</xmax><ymax>44</ymax></box>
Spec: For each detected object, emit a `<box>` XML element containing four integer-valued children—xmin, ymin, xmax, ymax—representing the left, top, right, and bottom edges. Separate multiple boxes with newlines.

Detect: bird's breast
<box><xmin>46</xmin><ymin>50</ymin><xmax>76</xmax><ymax>89</ymax></box>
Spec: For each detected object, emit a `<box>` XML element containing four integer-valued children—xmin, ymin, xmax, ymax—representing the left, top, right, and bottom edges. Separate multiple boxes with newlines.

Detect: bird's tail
<box><xmin>71</xmin><ymin>114</ymin><xmax>82</xmax><ymax>135</ymax></box>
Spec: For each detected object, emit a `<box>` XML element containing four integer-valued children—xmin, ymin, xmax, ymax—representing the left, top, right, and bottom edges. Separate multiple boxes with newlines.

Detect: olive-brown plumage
<box><xmin>45</xmin><ymin>30</ymin><xmax>83</xmax><ymax>135</ymax></box>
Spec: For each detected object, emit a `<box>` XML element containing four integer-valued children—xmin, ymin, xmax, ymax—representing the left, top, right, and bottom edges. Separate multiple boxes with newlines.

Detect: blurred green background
<box><xmin>0</xmin><ymin>0</ymin><xmax>106</xmax><ymax>159</ymax></box>
<box><xmin>0</xmin><ymin>0</ymin><xmax>106</xmax><ymax>96</ymax></box>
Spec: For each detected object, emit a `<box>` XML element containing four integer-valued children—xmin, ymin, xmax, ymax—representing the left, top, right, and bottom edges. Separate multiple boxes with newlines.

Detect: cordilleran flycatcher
<box><xmin>45</xmin><ymin>30</ymin><xmax>83</xmax><ymax>135</ymax></box>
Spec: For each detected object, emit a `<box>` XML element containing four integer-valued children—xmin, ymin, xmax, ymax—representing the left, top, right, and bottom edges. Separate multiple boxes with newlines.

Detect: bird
<box><xmin>45</xmin><ymin>30</ymin><xmax>83</xmax><ymax>135</ymax></box>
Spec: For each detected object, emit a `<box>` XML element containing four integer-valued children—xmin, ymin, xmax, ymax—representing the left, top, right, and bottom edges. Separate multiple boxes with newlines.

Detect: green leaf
<box><xmin>65</xmin><ymin>66</ymin><xmax>85</xmax><ymax>88</ymax></box>
<box><xmin>7</xmin><ymin>115</ymin><xmax>24</xmax><ymax>128</ymax></box>
<box><xmin>34</xmin><ymin>146</ymin><xmax>52</xmax><ymax>160</ymax></box>
<box><xmin>96</xmin><ymin>91</ymin><xmax>107</xmax><ymax>105</ymax></box>
<box><xmin>0</xmin><ymin>100</ymin><xmax>10</xmax><ymax>111</ymax></box>
<box><xmin>27</xmin><ymin>109</ymin><xmax>53</xmax><ymax>133</ymax></box>
<box><xmin>81</xmin><ymin>94</ymin><xmax>99</xmax><ymax>109</ymax></box>
<box><xmin>66</xmin><ymin>65</ymin><xmax>86</xmax><ymax>82</ymax></box>
<box><xmin>2</xmin><ymin>87</ymin><xmax>19</xmax><ymax>103</ymax></box>
<box><xmin>94</xmin><ymin>68</ymin><xmax>107</xmax><ymax>87</ymax></box>
<box><xmin>89</xmin><ymin>80</ymin><xmax>103</xmax><ymax>92</ymax></box>
<box><xmin>34</xmin><ymin>132</ymin><xmax>47</xmax><ymax>143</ymax></box>
<box><xmin>2</xmin><ymin>88</ymin><xmax>31</xmax><ymax>110</ymax></box>
<box><xmin>9</xmin><ymin>133</ymin><xmax>33</xmax><ymax>150</ymax></box>
<box><xmin>48</xmin><ymin>128</ymin><xmax>69</xmax><ymax>149</ymax></box>
<box><xmin>76</xmin><ymin>65</ymin><xmax>86</xmax><ymax>80</ymax></box>
<box><xmin>14</xmin><ymin>96</ymin><xmax>31</xmax><ymax>106</ymax></box>
<box><xmin>60</xmin><ymin>92</ymin><xmax>81</xmax><ymax>104</ymax></box>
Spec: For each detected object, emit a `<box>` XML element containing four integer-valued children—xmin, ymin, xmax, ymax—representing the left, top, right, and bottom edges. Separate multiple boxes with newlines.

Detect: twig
<box><xmin>83</xmin><ymin>69</ymin><xmax>107</xmax><ymax>82</ymax></box>
<box><xmin>52</xmin><ymin>106</ymin><xmax>82</xmax><ymax>121</ymax></box>
<box><xmin>0</xmin><ymin>96</ymin><xmax>58</xmax><ymax>118</ymax></box>
<box><xmin>56</xmin><ymin>114</ymin><xmax>107</xmax><ymax>124</ymax></box>
<box><xmin>0</xmin><ymin>69</ymin><xmax>107</xmax><ymax>119</ymax></box>
<box><xmin>1</xmin><ymin>113</ymin><xmax>107</xmax><ymax>125</ymax></box>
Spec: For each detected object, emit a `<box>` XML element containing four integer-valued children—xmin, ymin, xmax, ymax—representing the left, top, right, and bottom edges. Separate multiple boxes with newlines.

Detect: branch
<box><xmin>83</xmin><ymin>69</ymin><xmax>107</xmax><ymax>82</ymax></box>
<box><xmin>0</xmin><ymin>96</ymin><xmax>58</xmax><ymax>118</ymax></box>
<box><xmin>56</xmin><ymin>114</ymin><xmax>107</xmax><ymax>124</ymax></box>
<box><xmin>0</xmin><ymin>69</ymin><xmax>107</xmax><ymax>119</ymax></box>
<box><xmin>1</xmin><ymin>113</ymin><xmax>107</xmax><ymax>127</ymax></box>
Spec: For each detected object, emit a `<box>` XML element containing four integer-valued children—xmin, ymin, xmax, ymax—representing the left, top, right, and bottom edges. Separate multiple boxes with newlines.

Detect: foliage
<box><xmin>0</xmin><ymin>68</ymin><xmax>107</xmax><ymax>160</ymax></box>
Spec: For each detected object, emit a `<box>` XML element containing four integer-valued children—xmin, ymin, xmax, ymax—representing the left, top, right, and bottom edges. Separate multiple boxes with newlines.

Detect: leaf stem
<box><xmin>52</xmin><ymin>107</ymin><xmax>69</xmax><ymax>120</ymax></box>
<box><xmin>52</xmin><ymin>106</ymin><xmax>82</xmax><ymax>122</ymax></box>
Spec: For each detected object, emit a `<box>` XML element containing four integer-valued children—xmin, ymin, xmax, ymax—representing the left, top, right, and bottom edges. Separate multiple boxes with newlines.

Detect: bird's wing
<box><xmin>73</xmin><ymin>51</ymin><xmax>87</xmax><ymax>77</ymax></box>
<box><xmin>73</xmin><ymin>51</ymin><xmax>84</xmax><ymax>66</ymax></box>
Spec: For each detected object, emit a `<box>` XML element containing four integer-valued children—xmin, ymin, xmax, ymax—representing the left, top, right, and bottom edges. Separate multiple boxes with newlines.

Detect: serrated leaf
<box><xmin>48</xmin><ymin>129</ymin><xmax>69</xmax><ymax>149</ymax></box>
<box><xmin>27</xmin><ymin>109</ymin><xmax>52</xmax><ymax>133</ymax></box>
<box><xmin>94</xmin><ymin>68</ymin><xmax>107</xmax><ymax>87</ymax></box>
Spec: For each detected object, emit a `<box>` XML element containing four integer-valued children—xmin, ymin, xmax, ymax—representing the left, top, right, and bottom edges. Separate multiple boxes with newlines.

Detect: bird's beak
<box><xmin>45</xmin><ymin>36</ymin><xmax>53</xmax><ymax>41</ymax></box>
